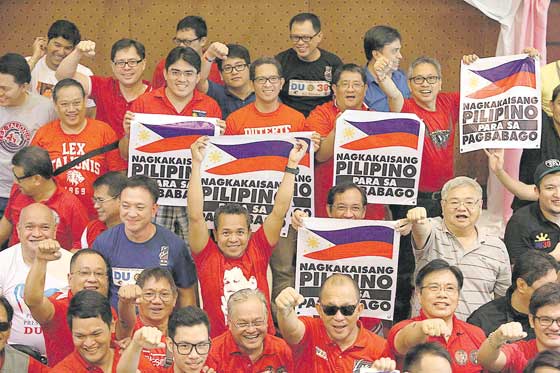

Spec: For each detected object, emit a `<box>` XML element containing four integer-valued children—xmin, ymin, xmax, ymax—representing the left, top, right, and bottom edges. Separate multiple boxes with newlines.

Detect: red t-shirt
<box><xmin>151</xmin><ymin>58</ymin><xmax>223</xmax><ymax>89</ymax></box>
<box><xmin>387</xmin><ymin>310</ymin><xmax>485</xmax><ymax>373</ymax></box>
<box><xmin>50</xmin><ymin>347</ymin><xmax>120</xmax><ymax>373</ymax></box>
<box><xmin>132</xmin><ymin>316</ymin><xmax>168</xmax><ymax>368</ymax></box>
<box><xmin>225</xmin><ymin>102</ymin><xmax>305</xmax><ymax>135</ymax></box>
<box><xmin>401</xmin><ymin>92</ymin><xmax>460</xmax><ymax>192</ymax></box>
<box><xmin>206</xmin><ymin>330</ymin><xmax>293</xmax><ymax>372</ymax></box>
<box><xmin>193</xmin><ymin>226</ymin><xmax>275</xmax><ymax>338</ymax></box>
<box><xmin>81</xmin><ymin>219</ymin><xmax>108</xmax><ymax>248</ymax></box>
<box><xmin>31</xmin><ymin>119</ymin><xmax>126</xmax><ymax>219</ymax></box>
<box><xmin>292</xmin><ymin>316</ymin><xmax>388</xmax><ymax>372</ymax></box>
<box><xmin>89</xmin><ymin>76</ymin><xmax>152</xmax><ymax>138</ymax></box>
<box><xmin>501</xmin><ymin>339</ymin><xmax>538</xmax><ymax>373</ymax></box>
<box><xmin>304</xmin><ymin>100</ymin><xmax>385</xmax><ymax>220</ymax></box>
<box><xmin>131</xmin><ymin>87</ymin><xmax>222</xmax><ymax>119</ymax></box>
<box><xmin>5</xmin><ymin>183</ymin><xmax>88</xmax><ymax>250</ymax></box>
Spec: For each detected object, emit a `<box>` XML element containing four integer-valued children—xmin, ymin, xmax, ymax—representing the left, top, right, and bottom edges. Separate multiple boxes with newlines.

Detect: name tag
<box><xmin>288</xmin><ymin>80</ymin><xmax>331</xmax><ymax>97</ymax></box>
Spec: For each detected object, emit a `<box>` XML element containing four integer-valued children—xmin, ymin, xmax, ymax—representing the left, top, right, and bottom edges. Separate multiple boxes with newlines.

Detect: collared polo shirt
<box><xmin>207</xmin><ymin>80</ymin><xmax>255</xmax><ymax>119</ymax></box>
<box><xmin>501</xmin><ymin>339</ymin><xmax>539</xmax><ymax>373</ymax></box>
<box><xmin>364</xmin><ymin>67</ymin><xmax>410</xmax><ymax>112</ymax></box>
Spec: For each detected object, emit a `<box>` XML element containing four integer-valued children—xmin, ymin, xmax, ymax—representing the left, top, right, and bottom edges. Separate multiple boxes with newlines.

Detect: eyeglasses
<box><xmin>534</xmin><ymin>316</ymin><xmax>560</xmax><ymax>328</ymax></box>
<box><xmin>336</xmin><ymin>81</ymin><xmax>365</xmax><ymax>90</ymax></box>
<box><xmin>113</xmin><ymin>59</ymin><xmax>143</xmax><ymax>68</ymax></box>
<box><xmin>0</xmin><ymin>322</ymin><xmax>10</xmax><ymax>332</ymax></box>
<box><xmin>233</xmin><ymin>319</ymin><xmax>266</xmax><ymax>329</ymax></box>
<box><xmin>168</xmin><ymin>69</ymin><xmax>197</xmax><ymax>79</ymax></box>
<box><xmin>320</xmin><ymin>304</ymin><xmax>358</xmax><ymax>316</ymax></box>
<box><xmin>253</xmin><ymin>75</ymin><xmax>281</xmax><ymax>85</ymax></box>
<box><xmin>12</xmin><ymin>170</ymin><xmax>35</xmax><ymax>182</ymax></box>
<box><xmin>143</xmin><ymin>291</ymin><xmax>174</xmax><ymax>303</ymax></box>
<box><xmin>92</xmin><ymin>196</ymin><xmax>117</xmax><ymax>205</ymax></box>
<box><xmin>409</xmin><ymin>75</ymin><xmax>440</xmax><ymax>85</ymax></box>
<box><xmin>444</xmin><ymin>199</ymin><xmax>480</xmax><ymax>209</ymax></box>
<box><xmin>173</xmin><ymin>37</ymin><xmax>201</xmax><ymax>46</ymax></box>
<box><xmin>222</xmin><ymin>64</ymin><xmax>248</xmax><ymax>74</ymax></box>
<box><xmin>420</xmin><ymin>284</ymin><xmax>459</xmax><ymax>294</ymax></box>
<box><xmin>289</xmin><ymin>31</ymin><xmax>320</xmax><ymax>43</ymax></box>
<box><xmin>71</xmin><ymin>270</ymin><xmax>107</xmax><ymax>279</ymax></box>
<box><xmin>170</xmin><ymin>338</ymin><xmax>211</xmax><ymax>355</ymax></box>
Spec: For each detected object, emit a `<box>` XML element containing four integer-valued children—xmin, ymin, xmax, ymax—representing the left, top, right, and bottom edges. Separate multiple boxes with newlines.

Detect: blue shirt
<box><xmin>207</xmin><ymin>81</ymin><xmax>256</xmax><ymax>119</ymax></box>
<box><xmin>364</xmin><ymin>66</ymin><xmax>410</xmax><ymax>112</ymax></box>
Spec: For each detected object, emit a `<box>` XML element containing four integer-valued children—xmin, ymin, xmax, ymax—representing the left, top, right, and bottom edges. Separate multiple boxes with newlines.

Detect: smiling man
<box><xmin>400</xmin><ymin>176</ymin><xmax>511</xmax><ymax>320</ymax></box>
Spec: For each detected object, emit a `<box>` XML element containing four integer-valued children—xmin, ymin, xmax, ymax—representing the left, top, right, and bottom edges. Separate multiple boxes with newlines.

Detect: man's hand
<box><xmin>275</xmin><ymin>287</ymin><xmax>304</xmax><ymax>315</ymax></box>
<box><xmin>311</xmin><ymin>132</ymin><xmax>321</xmax><ymax>153</ymax></box>
<box><xmin>462</xmin><ymin>54</ymin><xmax>479</xmax><ymax>65</ymax></box>
<box><xmin>420</xmin><ymin>318</ymin><xmax>452</xmax><ymax>338</ymax></box>
<box><xmin>191</xmin><ymin>136</ymin><xmax>209</xmax><ymax>164</ymax></box>
<box><xmin>491</xmin><ymin>322</ymin><xmax>527</xmax><ymax>346</ymax></box>
<box><xmin>484</xmin><ymin>148</ymin><xmax>505</xmax><ymax>174</ymax></box>
<box><xmin>123</xmin><ymin>111</ymin><xmax>135</xmax><ymax>137</ymax></box>
<box><xmin>132</xmin><ymin>327</ymin><xmax>165</xmax><ymax>349</ymax></box>
<box><xmin>76</xmin><ymin>40</ymin><xmax>96</xmax><ymax>58</ymax></box>
<box><xmin>204</xmin><ymin>42</ymin><xmax>228</xmax><ymax>61</ymax></box>
<box><xmin>395</xmin><ymin>219</ymin><xmax>412</xmax><ymax>236</ymax></box>
<box><xmin>36</xmin><ymin>239</ymin><xmax>62</xmax><ymax>261</ymax></box>
<box><xmin>32</xmin><ymin>37</ymin><xmax>47</xmax><ymax>59</ymax></box>
<box><xmin>118</xmin><ymin>285</ymin><xmax>143</xmax><ymax>304</ymax></box>
<box><xmin>371</xmin><ymin>357</ymin><xmax>397</xmax><ymax>371</ymax></box>
<box><xmin>522</xmin><ymin>47</ymin><xmax>540</xmax><ymax>58</ymax></box>
<box><xmin>406</xmin><ymin>207</ymin><xmax>428</xmax><ymax>224</ymax></box>
<box><xmin>372</xmin><ymin>55</ymin><xmax>393</xmax><ymax>82</ymax></box>
<box><xmin>216</xmin><ymin>119</ymin><xmax>226</xmax><ymax>135</ymax></box>
<box><xmin>291</xmin><ymin>209</ymin><xmax>309</xmax><ymax>230</ymax></box>
<box><xmin>287</xmin><ymin>139</ymin><xmax>308</xmax><ymax>165</ymax></box>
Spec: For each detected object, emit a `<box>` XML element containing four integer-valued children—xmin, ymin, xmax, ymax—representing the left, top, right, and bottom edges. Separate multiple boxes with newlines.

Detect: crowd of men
<box><xmin>0</xmin><ymin>10</ymin><xmax>559</xmax><ymax>373</ymax></box>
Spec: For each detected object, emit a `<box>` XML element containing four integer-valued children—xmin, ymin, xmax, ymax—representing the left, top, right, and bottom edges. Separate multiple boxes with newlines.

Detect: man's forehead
<box><xmin>290</xmin><ymin>20</ymin><xmax>316</xmax><ymax>33</ymax></box>
<box><xmin>49</xmin><ymin>36</ymin><xmax>74</xmax><ymax>47</ymax></box>
<box><xmin>73</xmin><ymin>254</ymin><xmax>106</xmax><ymax>269</ymax></box>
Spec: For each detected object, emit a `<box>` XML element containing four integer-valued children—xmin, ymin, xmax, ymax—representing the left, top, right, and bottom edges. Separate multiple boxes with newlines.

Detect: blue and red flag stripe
<box><xmin>342</xmin><ymin>118</ymin><xmax>420</xmax><ymax>150</ymax></box>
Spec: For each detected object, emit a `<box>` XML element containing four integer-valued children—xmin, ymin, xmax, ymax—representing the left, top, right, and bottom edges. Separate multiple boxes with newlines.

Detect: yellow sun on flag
<box><xmin>468</xmin><ymin>76</ymin><xmax>479</xmax><ymax>89</ymax></box>
<box><xmin>343</xmin><ymin>126</ymin><xmax>355</xmax><ymax>140</ymax></box>
<box><xmin>208</xmin><ymin>151</ymin><xmax>222</xmax><ymax>164</ymax></box>
<box><xmin>306</xmin><ymin>236</ymin><xmax>320</xmax><ymax>250</ymax></box>
<box><xmin>138</xmin><ymin>129</ymin><xmax>151</xmax><ymax>142</ymax></box>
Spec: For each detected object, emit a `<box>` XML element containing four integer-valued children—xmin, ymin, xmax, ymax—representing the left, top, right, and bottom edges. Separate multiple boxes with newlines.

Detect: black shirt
<box><xmin>467</xmin><ymin>287</ymin><xmax>535</xmax><ymax>340</ymax></box>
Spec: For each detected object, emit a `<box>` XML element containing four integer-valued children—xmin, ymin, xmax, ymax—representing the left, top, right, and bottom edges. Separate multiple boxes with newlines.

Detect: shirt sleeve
<box><xmin>501</xmin><ymin>342</ymin><xmax>529</xmax><ymax>372</ymax></box>
<box><xmin>225</xmin><ymin>112</ymin><xmax>238</xmax><ymax>135</ymax></box>
<box><xmin>503</xmin><ymin>213</ymin><xmax>531</xmax><ymax>263</ymax></box>
<box><xmin>252</xmin><ymin>226</ymin><xmax>274</xmax><ymax>260</ymax></box>
<box><xmin>102</xmin><ymin>126</ymin><xmax>127</xmax><ymax>170</ymax></box>
<box><xmin>494</xmin><ymin>247</ymin><xmax>512</xmax><ymax>297</ymax></box>
<box><xmin>68</xmin><ymin>201</ymin><xmax>89</xmax><ymax>250</ymax></box>
<box><xmin>386</xmin><ymin>319</ymin><xmax>413</xmax><ymax>358</ymax></box>
<box><xmin>89</xmin><ymin>75</ymin><xmax>105</xmax><ymax>100</ymax></box>
<box><xmin>304</xmin><ymin>105</ymin><xmax>333</xmax><ymax>136</ymax></box>
<box><xmin>171</xmin><ymin>240</ymin><xmax>198</xmax><ymax>288</ymax></box>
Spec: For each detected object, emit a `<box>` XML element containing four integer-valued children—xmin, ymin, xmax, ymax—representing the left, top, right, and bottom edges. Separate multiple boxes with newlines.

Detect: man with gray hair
<box><xmin>205</xmin><ymin>288</ymin><xmax>294</xmax><ymax>372</ymax></box>
<box><xmin>398</xmin><ymin>176</ymin><xmax>511</xmax><ymax>320</ymax></box>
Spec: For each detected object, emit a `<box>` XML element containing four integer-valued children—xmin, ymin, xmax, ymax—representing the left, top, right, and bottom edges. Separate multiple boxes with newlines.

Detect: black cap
<box><xmin>534</xmin><ymin>159</ymin><xmax>560</xmax><ymax>186</ymax></box>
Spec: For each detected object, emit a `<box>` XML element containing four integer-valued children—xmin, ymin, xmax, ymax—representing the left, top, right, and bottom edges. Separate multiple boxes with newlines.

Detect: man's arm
<box><xmin>198</xmin><ymin>43</ymin><xmax>228</xmax><ymax>93</ymax></box>
<box><xmin>372</xmin><ymin>55</ymin><xmax>404</xmax><ymax>112</ymax></box>
<box><xmin>23</xmin><ymin>239</ymin><xmax>62</xmax><ymax>324</ymax></box>
<box><xmin>54</xmin><ymin>40</ymin><xmax>96</xmax><ymax>94</ymax></box>
<box><xmin>116</xmin><ymin>285</ymin><xmax>143</xmax><ymax>340</ymax></box>
<box><xmin>116</xmin><ymin>327</ymin><xmax>164</xmax><ymax>373</ymax></box>
<box><xmin>263</xmin><ymin>139</ymin><xmax>308</xmax><ymax>246</ymax></box>
<box><xmin>478</xmin><ymin>322</ymin><xmax>526</xmax><ymax>372</ymax></box>
<box><xmin>394</xmin><ymin>318</ymin><xmax>451</xmax><ymax>355</ymax></box>
<box><xmin>0</xmin><ymin>216</ymin><xmax>13</xmax><ymax>247</ymax></box>
<box><xmin>315</xmin><ymin>129</ymin><xmax>334</xmax><ymax>163</ymax></box>
<box><xmin>275</xmin><ymin>287</ymin><xmax>306</xmax><ymax>345</ymax></box>
<box><xmin>485</xmin><ymin>149</ymin><xmax>537</xmax><ymax>201</ymax></box>
<box><xmin>187</xmin><ymin>137</ymin><xmax>211</xmax><ymax>254</ymax></box>
<box><xmin>177</xmin><ymin>286</ymin><xmax>196</xmax><ymax>308</ymax></box>
<box><xmin>405</xmin><ymin>207</ymin><xmax>432</xmax><ymax>250</ymax></box>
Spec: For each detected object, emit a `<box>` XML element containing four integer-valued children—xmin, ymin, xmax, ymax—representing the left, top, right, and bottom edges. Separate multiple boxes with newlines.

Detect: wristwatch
<box><xmin>285</xmin><ymin>166</ymin><xmax>300</xmax><ymax>175</ymax></box>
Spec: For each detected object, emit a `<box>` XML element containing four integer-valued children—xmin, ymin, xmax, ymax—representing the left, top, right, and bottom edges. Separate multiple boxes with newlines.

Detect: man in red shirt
<box><xmin>24</xmin><ymin>246</ymin><xmax>110</xmax><ymax>366</ymax></box>
<box><xmin>129</xmin><ymin>46</ymin><xmax>221</xmax><ymax>244</ymax></box>
<box><xmin>187</xmin><ymin>136</ymin><xmax>308</xmax><ymax>338</ymax></box>
<box><xmin>0</xmin><ymin>146</ymin><xmax>88</xmax><ymax>250</ymax></box>
<box><xmin>207</xmin><ymin>288</ymin><xmax>293</xmax><ymax>372</ymax></box>
<box><xmin>478</xmin><ymin>282</ymin><xmax>560</xmax><ymax>372</ymax></box>
<box><xmin>386</xmin><ymin>259</ymin><xmax>486</xmax><ymax>372</ymax></box>
<box><xmin>81</xmin><ymin>171</ymin><xmax>126</xmax><ymax>248</ymax></box>
<box><xmin>276</xmin><ymin>273</ymin><xmax>394</xmax><ymax>372</ymax></box>
<box><xmin>152</xmin><ymin>16</ymin><xmax>222</xmax><ymax>89</ymax></box>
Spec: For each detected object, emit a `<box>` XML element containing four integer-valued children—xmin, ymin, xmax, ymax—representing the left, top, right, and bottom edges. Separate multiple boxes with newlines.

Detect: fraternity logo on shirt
<box><xmin>352</xmin><ymin>359</ymin><xmax>374</xmax><ymax>372</ymax></box>
<box><xmin>256</xmin><ymin>366</ymin><xmax>289</xmax><ymax>373</ymax></box>
<box><xmin>192</xmin><ymin>109</ymin><xmax>207</xmax><ymax>117</ymax></box>
<box><xmin>0</xmin><ymin>121</ymin><xmax>31</xmax><ymax>152</ymax></box>
<box><xmin>315</xmin><ymin>346</ymin><xmax>327</xmax><ymax>360</ymax></box>
<box><xmin>288</xmin><ymin>79</ymin><xmax>331</xmax><ymax>97</ymax></box>
<box><xmin>534</xmin><ymin>232</ymin><xmax>552</xmax><ymax>249</ymax></box>
<box><xmin>159</xmin><ymin>246</ymin><xmax>169</xmax><ymax>266</ymax></box>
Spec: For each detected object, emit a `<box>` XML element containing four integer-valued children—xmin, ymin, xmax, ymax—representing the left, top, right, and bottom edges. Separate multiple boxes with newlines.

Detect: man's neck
<box><xmin>45</xmin><ymin>57</ymin><xmax>58</xmax><ymax>71</ymax></box>
<box><xmin>119</xmin><ymin>81</ymin><xmax>146</xmax><ymax>102</ymax></box>
<box><xmin>105</xmin><ymin>217</ymin><xmax>121</xmax><ymax>228</ymax></box>
<box><xmin>125</xmin><ymin>223</ymin><xmax>156</xmax><ymax>243</ymax></box>
<box><xmin>165</xmin><ymin>88</ymin><xmax>192</xmax><ymax>113</ymax></box>
<box><xmin>60</xmin><ymin>119</ymin><xmax>87</xmax><ymax>135</ymax></box>
<box><xmin>510</xmin><ymin>290</ymin><xmax>529</xmax><ymax>315</ymax></box>
<box><xmin>227</xmin><ymin>84</ymin><xmax>254</xmax><ymax>100</ymax></box>
<box><xmin>297</xmin><ymin>48</ymin><xmax>321</xmax><ymax>63</ymax></box>
<box><xmin>32</xmin><ymin>180</ymin><xmax>57</xmax><ymax>202</ymax></box>
<box><xmin>91</xmin><ymin>348</ymin><xmax>114</xmax><ymax>372</ymax></box>
<box><xmin>255</xmin><ymin>100</ymin><xmax>280</xmax><ymax>114</ymax></box>
<box><xmin>334</xmin><ymin>325</ymin><xmax>360</xmax><ymax>352</ymax></box>
<box><xmin>241</xmin><ymin>344</ymin><xmax>264</xmax><ymax>363</ymax></box>
<box><xmin>541</xmin><ymin>206</ymin><xmax>560</xmax><ymax>226</ymax></box>
<box><xmin>10</xmin><ymin>92</ymin><xmax>29</xmax><ymax>107</ymax></box>
<box><xmin>412</xmin><ymin>97</ymin><xmax>437</xmax><ymax>111</ymax></box>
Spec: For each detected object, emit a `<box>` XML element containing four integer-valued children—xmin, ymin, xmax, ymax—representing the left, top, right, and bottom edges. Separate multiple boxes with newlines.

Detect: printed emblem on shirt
<box><xmin>257</xmin><ymin>366</ymin><xmax>288</xmax><ymax>373</ymax></box>
<box><xmin>352</xmin><ymin>359</ymin><xmax>374</xmax><ymax>372</ymax></box>
<box><xmin>0</xmin><ymin>121</ymin><xmax>31</xmax><ymax>152</ymax></box>
<box><xmin>455</xmin><ymin>349</ymin><xmax>468</xmax><ymax>366</ymax></box>
<box><xmin>288</xmin><ymin>79</ymin><xmax>331</xmax><ymax>97</ymax></box>
<box><xmin>324</xmin><ymin>66</ymin><xmax>333</xmax><ymax>82</ymax></box>
<box><xmin>221</xmin><ymin>267</ymin><xmax>257</xmax><ymax>322</ymax></box>
<box><xmin>315</xmin><ymin>346</ymin><xmax>327</xmax><ymax>360</ymax></box>
<box><xmin>159</xmin><ymin>245</ymin><xmax>169</xmax><ymax>266</ymax></box>
<box><xmin>243</xmin><ymin>125</ymin><xmax>292</xmax><ymax>135</ymax></box>
<box><xmin>36</xmin><ymin>81</ymin><xmax>54</xmax><ymax>97</ymax></box>
<box><xmin>192</xmin><ymin>109</ymin><xmax>207</xmax><ymax>117</ymax></box>
<box><xmin>534</xmin><ymin>232</ymin><xmax>552</xmax><ymax>249</ymax></box>
<box><xmin>469</xmin><ymin>349</ymin><xmax>479</xmax><ymax>365</ymax></box>
<box><xmin>112</xmin><ymin>267</ymin><xmax>144</xmax><ymax>286</ymax></box>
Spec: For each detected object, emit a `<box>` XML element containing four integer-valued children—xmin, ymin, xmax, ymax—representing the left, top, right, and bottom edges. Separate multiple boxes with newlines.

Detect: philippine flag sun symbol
<box><xmin>341</xmin><ymin>118</ymin><xmax>421</xmax><ymax>151</ymax></box>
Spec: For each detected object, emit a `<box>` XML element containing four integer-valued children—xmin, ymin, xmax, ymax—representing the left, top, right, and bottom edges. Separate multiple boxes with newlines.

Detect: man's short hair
<box><xmin>415</xmin><ymin>259</ymin><xmax>464</xmax><ymax>290</ymax></box>
<box><xmin>69</xmin><ymin>249</ymin><xmax>110</xmax><ymax>275</ymax></box>
<box><xmin>249</xmin><ymin>57</ymin><xmax>283</xmax><ymax>81</ymax></box>
<box><xmin>47</xmin><ymin>20</ymin><xmax>81</xmax><ymax>46</ymax></box>
<box><xmin>408</xmin><ymin>56</ymin><xmax>442</xmax><ymax>79</ymax></box>
<box><xmin>289</xmin><ymin>13</ymin><xmax>321</xmax><ymax>32</ymax></box>
<box><xmin>318</xmin><ymin>273</ymin><xmax>360</xmax><ymax>302</ymax></box>
<box><xmin>66</xmin><ymin>290</ymin><xmax>112</xmax><ymax>330</ymax></box>
<box><xmin>529</xmin><ymin>282</ymin><xmax>560</xmax><ymax>315</ymax></box>
<box><xmin>168</xmin><ymin>306</ymin><xmax>210</xmax><ymax>340</ymax></box>
<box><xmin>176</xmin><ymin>15</ymin><xmax>207</xmax><ymax>37</ymax></box>
<box><xmin>110</xmin><ymin>38</ymin><xmax>146</xmax><ymax>61</ymax></box>
<box><xmin>165</xmin><ymin>47</ymin><xmax>201</xmax><ymax>73</ymax></box>
<box><xmin>227</xmin><ymin>288</ymin><xmax>268</xmax><ymax>318</ymax></box>
<box><xmin>512</xmin><ymin>251</ymin><xmax>558</xmax><ymax>290</ymax></box>
<box><xmin>327</xmin><ymin>183</ymin><xmax>367</xmax><ymax>207</ymax></box>
<box><xmin>332</xmin><ymin>64</ymin><xmax>366</xmax><ymax>86</ymax></box>
<box><xmin>214</xmin><ymin>203</ymin><xmax>251</xmax><ymax>231</ymax></box>
<box><xmin>216</xmin><ymin>44</ymin><xmax>251</xmax><ymax>71</ymax></box>
<box><xmin>363</xmin><ymin>25</ymin><xmax>401</xmax><ymax>62</ymax></box>
<box><xmin>52</xmin><ymin>78</ymin><xmax>86</xmax><ymax>102</ymax></box>
<box><xmin>11</xmin><ymin>146</ymin><xmax>54</xmax><ymax>179</ymax></box>
<box><xmin>136</xmin><ymin>267</ymin><xmax>178</xmax><ymax>295</ymax></box>
<box><xmin>441</xmin><ymin>176</ymin><xmax>483</xmax><ymax>200</ymax></box>
<box><xmin>93</xmin><ymin>171</ymin><xmax>127</xmax><ymax>199</ymax></box>
<box><xmin>552</xmin><ymin>84</ymin><xmax>560</xmax><ymax>103</ymax></box>
<box><xmin>123</xmin><ymin>175</ymin><xmax>159</xmax><ymax>204</ymax></box>
<box><xmin>524</xmin><ymin>350</ymin><xmax>560</xmax><ymax>373</ymax></box>
<box><xmin>19</xmin><ymin>203</ymin><xmax>60</xmax><ymax>227</ymax></box>
<box><xmin>403</xmin><ymin>342</ymin><xmax>452</xmax><ymax>372</ymax></box>
<box><xmin>0</xmin><ymin>295</ymin><xmax>14</xmax><ymax>324</ymax></box>
<box><xmin>0</xmin><ymin>53</ymin><xmax>31</xmax><ymax>85</ymax></box>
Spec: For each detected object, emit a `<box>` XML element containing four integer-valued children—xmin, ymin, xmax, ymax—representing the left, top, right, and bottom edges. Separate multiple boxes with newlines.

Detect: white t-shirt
<box><xmin>0</xmin><ymin>93</ymin><xmax>57</xmax><ymax>197</ymax></box>
<box><xmin>27</xmin><ymin>55</ymin><xmax>96</xmax><ymax>108</ymax></box>
<box><xmin>0</xmin><ymin>243</ymin><xmax>70</xmax><ymax>355</ymax></box>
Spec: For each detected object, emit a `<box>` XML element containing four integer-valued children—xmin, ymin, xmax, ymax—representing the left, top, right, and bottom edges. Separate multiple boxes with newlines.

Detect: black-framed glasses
<box><xmin>143</xmin><ymin>290</ymin><xmax>174</xmax><ymax>303</ymax></box>
<box><xmin>170</xmin><ymin>337</ymin><xmax>211</xmax><ymax>355</ymax></box>
<box><xmin>173</xmin><ymin>37</ymin><xmax>201</xmax><ymax>46</ymax></box>
<box><xmin>443</xmin><ymin>199</ymin><xmax>480</xmax><ymax>210</ymax></box>
<box><xmin>222</xmin><ymin>64</ymin><xmax>248</xmax><ymax>74</ymax></box>
<box><xmin>253</xmin><ymin>75</ymin><xmax>281</xmax><ymax>85</ymax></box>
<box><xmin>289</xmin><ymin>31</ymin><xmax>320</xmax><ymax>43</ymax></box>
<box><xmin>534</xmin><ymin>316</ymin><xmax>560</xmax><ymax>328</ymax></box>
<box><xmin>420</xmin><ymin>284</ymin><xmax>459</xmax><ymax>294</ymax></box>
<box><xmin>409</xmin><ymin>75</ymin><xmax>440</xmax><ymax>85</ymax></box>
<box><xmin>12</xmin><ymin>169</ymin><xmax>35</xmax><ymax>182</ymax></box>
<box><xmin>92</xmin><ymin>196</ymin><xmax>117</xmax><ymax>205</ymax></box>
<box><xmin>0</xmin><ymin>322</ymin><xmax>10</xmax><ymax>332</ymax></box>
<box><xmin>320</xmin><ymin>304</ymin><xmax>358</xmax><ymax>316</ymax></box>
<box><xmin>113</xmin><ymin>59</ymin><xmax>143</xmax><ymax>68</ymax></box>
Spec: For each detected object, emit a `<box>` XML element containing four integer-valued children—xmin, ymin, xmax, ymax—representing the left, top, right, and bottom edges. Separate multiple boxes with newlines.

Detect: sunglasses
<box><xmin>0</xmin><ymin>322</ymin><xmax>10</xmax><ymax>332</ymax></box>
<box><xmin>321</xmin><ymin>304</ymin><xmax>358</xmax><ymax>316</ymax></box>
